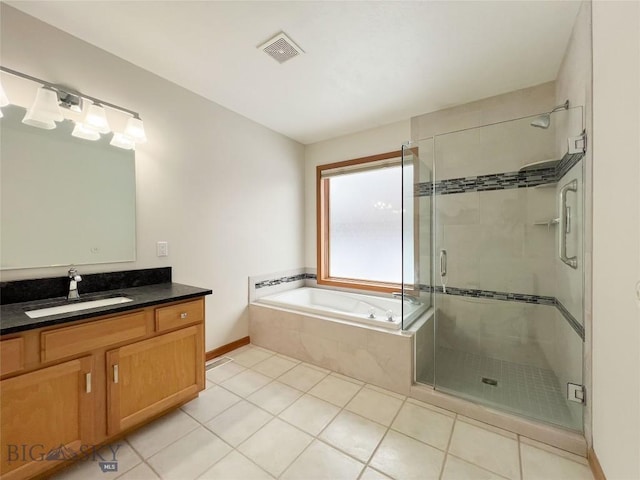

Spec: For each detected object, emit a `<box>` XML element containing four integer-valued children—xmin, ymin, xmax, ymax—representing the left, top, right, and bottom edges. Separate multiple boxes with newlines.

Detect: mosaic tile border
<box><xmin>417</xmin><ymin>151</ymin><xmax>584</xmax><ymax>196</ymax></box>
<box><xmin>419</xmin><ymin>284</ymin><xmax>584</xmax><ymax>340</ymax></box>
<box><xmin>556</xmin><ymin>299</ymin><xmax>585</xmax><ymax>340</ymax></box>
<box><xmin>255</xmin><ymin>273</ymin><xmax>316</xmax><ymax>289</ymax></box>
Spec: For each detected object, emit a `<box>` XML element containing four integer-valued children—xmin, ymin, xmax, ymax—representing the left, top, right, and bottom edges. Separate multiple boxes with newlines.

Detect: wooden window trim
<box><xmin>316</xmin><ymin>150</ymin><xmax>404</xmax><ymax>294</ymax></box>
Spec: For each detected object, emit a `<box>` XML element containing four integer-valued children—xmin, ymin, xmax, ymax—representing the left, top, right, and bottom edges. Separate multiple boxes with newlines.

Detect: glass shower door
<box><xmin>428</xmin><ymin>108</ymin><xmax>585</xmax><ymax>431</ymax></box>
<box><xmin>401</xmin><ymin>140</ymin><xmax>435</xmax><ymax>385</ymax></box>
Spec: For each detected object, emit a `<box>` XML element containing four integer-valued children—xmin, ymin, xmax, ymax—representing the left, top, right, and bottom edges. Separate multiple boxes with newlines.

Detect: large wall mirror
<box><xmin>1</xmin><ymin>104</ymin><xmax>136</xmax><ymax>269</ymax></box>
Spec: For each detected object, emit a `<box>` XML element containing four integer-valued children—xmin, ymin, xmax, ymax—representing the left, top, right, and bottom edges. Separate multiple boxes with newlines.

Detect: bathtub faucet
<box><xmin>391</xmin><ymin>292</ymin><xmax>421</xmax><ymax>305</ymax></box>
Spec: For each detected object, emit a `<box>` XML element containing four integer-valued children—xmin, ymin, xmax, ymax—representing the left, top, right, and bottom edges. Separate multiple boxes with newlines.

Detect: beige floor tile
<box><xmin>370</xmin><ymin>430</ymin><xmax>445</xmax><ymax>479</ymax></box>
<box><xmin>319</xmin><ymin>410</ymin><xmax>387</xmax><ymax>463</ymax></box>
<box><xmin>118</xmin><ymin>462</ymin><xmax>160</xmax><ymax>480</ymax></box>
<box><xmin>521</xmin><ymin>444</ymin><xmax>593</xmax><ymax>480</ymax></box>
<box><xmin>51</xmin><ymin>441</ymin><xmax>141</xmax><ymax>480</ymax></box>
<box><xmin>127</xmin><ymin>409</ymin><xmax>199</xmax><ymax>459</ymax></box>
<box><xmin>198</xmin><ymin>450</ymin><xmax>274</xmax><ymax>479</ymax></box>
<box><xmin>442</xmin><ymin>455</ymin><xmax>507</xmax><ymax>480</ymax></box>
<box><xmin>448</xmin><ymin>419</ymin><xmax>520</xmax><ymax>479</ymax></box>
<box><xmin>229</xmin><ymin>347</ymin><xmax>274</xmax><ymax>368</ymax></box>
<box><xmin>238</xmin><ymin>418</ymin><xmax>313</xmax><ymax>477</ymax></box>
<box><xmin>391</xmin><ymin>401</ymin><xmax>455</xmax><ymax>450</ymax></box>
<box><xmin>360</xmin><ymin>467</ymin><xmax>392</xmax><ymax>480</ymax></box>
<box><xmin>221</xmin><ymin>369</ymin><xmax>272</xmax><ymax>397</ymax></box>
<box><xmin>365</xmin><ymin>384</ymin><xmax>406</xmax><ymax>400</ymax></box>
<box><xmin>206</xmin><ymin>361</ymin><xmax>246</xmax><ymax>384</ymax></box>
<box><xmin>247</xmin><ymin>381</ymin><xmax>303</xmax><ymax>415</ymax></box>
<box><xmin>181</xmin><ymin>385</ymin><xmax>241</xmax><ymax>423</ymax></box>
<box><xmin>279</xmin><ymin>394</ymin><xmax>340</xmax><ymax>435</ymax></box>
<box><xmin>277</xmin><ymin>363</ymin><xmax>328</xmax><ymax>392</ymax></box>
<box><xmin>205</xmin><ymin>400</ymin><xmax>273</xmax><ymax>447</ymax></box>
<box><xmin>308</xmin><ymin>375</ymin><xmax>362</xmax><ymax>407</ymax></box>
<box><xmin>147</xmin><ymin>427</ymin><xmax>231</xmax><ymax>480</ymax></box>
<box><xmin>330</xmin><ymin>371</ymin><xmax>364</xmax><ymax>385</ymax></box>
<box><xmin>251</xmin><ymin>354</ymin><xmax>298</xmax><ymax>378</ymax></box>
<box><xmin>519</xmin><ymin>437</ymin><xmax>588</xmax><ymax>465</ymax></box>
<box><xmin>344</xmin><ymin>387</ymin><xmax>403</xmax><ymax>426</ymax></box>
<box><xmin>281</xmin><ymin>440</ymin><xmax>364</xmax><ymax>480</ymax></box>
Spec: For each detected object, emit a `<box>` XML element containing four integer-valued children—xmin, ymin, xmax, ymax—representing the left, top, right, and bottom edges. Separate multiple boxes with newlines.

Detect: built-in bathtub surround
<box><xmin>248</xmin><ymin>268</ymin><xmax>316</xmax><ymax>303</ymax></box>
<box><xmin>249</xmin><ymin>302</ymin><xmax>421</xmax><ymax>395</ymax></box>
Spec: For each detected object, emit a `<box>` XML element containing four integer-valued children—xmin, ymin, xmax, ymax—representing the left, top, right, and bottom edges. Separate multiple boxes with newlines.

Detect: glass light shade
<box><xmin>71</xmin><ymin>122</ymin><xmax>100</xmax><ymax>141</ymax></box>
<box><xmin>124</xmin><ymin>116</ymin><xmax>147</xmax><ymax>143</ymax></box>
<box><xmin>83</xmin><ymin>103</ymin><xmax>111</xmax><ymax>134</ymax></box>
<box><xmin>110</xmin><ymin>132</ymin><xmax>135</xmax><ymax>150</ymax></box>
<box><xmin>0</xmin><ymin>82</ymin><xmax>9</xmax><ymax>107</ymax></box>
<box><xmin>22</xmin><ymin>87</ymin><xmax>63</xmax><ymax>129</ymax></box>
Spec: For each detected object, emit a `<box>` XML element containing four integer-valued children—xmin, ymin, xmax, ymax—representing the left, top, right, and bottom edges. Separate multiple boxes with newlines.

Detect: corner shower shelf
<box><xmin>518</xmin><ymin>158</ymin><xmax>560</xmax><ymax>172</ymax></box>
<box><xmin>533</xmin><ymin>218</ymin><xmax>560</xmax><ymax>227</ymax></box>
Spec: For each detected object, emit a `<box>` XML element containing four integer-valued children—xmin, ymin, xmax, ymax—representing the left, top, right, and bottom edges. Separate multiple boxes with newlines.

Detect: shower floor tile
<box><xmin>434</xmin><ymin>347</ymin><xmax>580</xmax><ymax>430</ymax></box>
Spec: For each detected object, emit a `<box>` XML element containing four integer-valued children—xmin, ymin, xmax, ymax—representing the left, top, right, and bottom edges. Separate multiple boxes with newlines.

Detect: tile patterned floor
<box><xmin>53</xmin><ymin>345</ymin><xmax>593</xmax><ymax>480</ymax></box>
<box><xmin>426</xmin><ymin>347</ymin><xmax>580</xmax><ymax>431</ymax></box>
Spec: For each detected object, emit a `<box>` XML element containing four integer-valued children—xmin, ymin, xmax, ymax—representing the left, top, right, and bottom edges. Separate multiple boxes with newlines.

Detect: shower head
<box><xmin>530</xmin><ymin>115</ymin><xmax>551</xmax><ymax>129</ymax></box>
<box><xmin>530</xmin><ymin>100</ymin><xmax>569</xmax><ymax>129</ymax></box>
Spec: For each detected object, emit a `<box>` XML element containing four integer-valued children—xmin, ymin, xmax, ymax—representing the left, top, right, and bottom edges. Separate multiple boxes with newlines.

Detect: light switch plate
<box><xmin>156</xmin><ymin>241</ymin><xmax>168</xmax><ymax>257</ymax></box>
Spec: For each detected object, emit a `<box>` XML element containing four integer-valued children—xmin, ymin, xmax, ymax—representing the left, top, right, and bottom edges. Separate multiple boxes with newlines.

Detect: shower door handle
<box><xmin>440</xmin><ymin>250</ymin><xmax>447</xmax><ymax>276</ymax></box>
<box><xmin>559</xmin><ymin>179</ymin><xmax>578</xmax><ymax>269</ymax></box>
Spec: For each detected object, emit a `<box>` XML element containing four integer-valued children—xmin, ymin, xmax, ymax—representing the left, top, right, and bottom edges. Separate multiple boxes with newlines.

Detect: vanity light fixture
<box><xmin>22</xmin><ymin>86</ymin><xmax>63</xmax><ymax>129</ymax></box>
<box><xmin>0</xmin><ymin>65</ymin><xmax>147</xmax><ymax>149</ymax></box>
<box><xmin>83</xmin><ymin>103</ymin><xmax>111</xmax><ymax>134</ymax></box>
<box><xmin>110</xmin><ymin>132</ymin><xmax>136</xmax><ymax>150</ymax></box>
<box><xmin>71</xmin><ymin>122</ymin><xmax>101</xmax><ymax>141</ymax></box>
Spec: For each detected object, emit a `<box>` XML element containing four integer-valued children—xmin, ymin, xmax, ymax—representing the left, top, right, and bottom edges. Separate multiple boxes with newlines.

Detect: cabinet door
<box><xmin>0</xmin><ymin>356</ymin><xmax>94</xmax><ymax>480</ymax></box>
<box><xmin>106</xmin><ymin>325</ymin><xmax>204</xmax><ymax>434</ymax></box>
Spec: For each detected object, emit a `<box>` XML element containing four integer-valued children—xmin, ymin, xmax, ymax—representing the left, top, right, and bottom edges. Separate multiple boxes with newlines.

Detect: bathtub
<box><xmin>255</xmin><ymin>287</ymin><xmax>425</xmax><ymax>330</ymax></box>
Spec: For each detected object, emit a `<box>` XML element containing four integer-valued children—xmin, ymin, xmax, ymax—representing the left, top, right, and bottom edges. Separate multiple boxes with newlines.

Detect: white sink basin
<box><xmin>25</xmin><ymin>296</ymin><xmax>133</xmax><ymax>319</ymax></box>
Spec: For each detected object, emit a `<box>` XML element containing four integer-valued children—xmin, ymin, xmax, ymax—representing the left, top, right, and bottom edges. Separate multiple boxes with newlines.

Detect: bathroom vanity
<box><xmin>0</xmin><ymin>270</ymin><xmax>211</xmax><ymax>479</ymax></box>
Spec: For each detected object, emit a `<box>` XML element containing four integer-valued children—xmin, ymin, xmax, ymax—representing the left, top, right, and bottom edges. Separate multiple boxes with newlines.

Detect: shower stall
<box><xmin>402</xmin><ymin>106</ymin><xmax>586</xmax><ymax>432</ymax></box>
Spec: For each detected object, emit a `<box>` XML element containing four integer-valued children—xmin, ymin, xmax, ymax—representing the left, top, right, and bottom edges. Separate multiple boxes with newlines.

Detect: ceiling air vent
<box><xmin>258</xmin><ymin>32</ymin><xmax>304</xmax><ymax>64</ymax></box>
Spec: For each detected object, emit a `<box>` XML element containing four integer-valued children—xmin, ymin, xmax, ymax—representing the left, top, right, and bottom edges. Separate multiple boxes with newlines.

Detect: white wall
<box><xmin>592</xmin><ymin>1</ymin><xmax>640</xmax><ymax>478</ymax></box>
<box><xmin>304</xmin><ymin>120</ymin><xmax>410</xmax><ymax>268</ymax></box>
<box><xmin>0</xmin><ymin>5</ymin><xmax>306</xmax><ymax>351</ymax></box>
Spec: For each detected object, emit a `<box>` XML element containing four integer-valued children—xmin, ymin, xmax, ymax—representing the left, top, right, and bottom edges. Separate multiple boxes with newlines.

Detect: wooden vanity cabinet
<box><xmin>106</xmin><ymin>324</ymin><xmax>204</xmax><ymax>434</ymax></box>
<box><xmin>0</xmin><ymin>356</ymin><xmax>94</xmax><ymax>480</ymax></box>
<box><xmin>0</xmin><ymin>297</ymin><xmax>206</xmax><ymax>480</ymax></box>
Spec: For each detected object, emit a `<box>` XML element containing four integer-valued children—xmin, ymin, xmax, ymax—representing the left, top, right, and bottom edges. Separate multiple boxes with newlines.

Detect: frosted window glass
<box><xmin>329</xmin><ymin>166</ymin><xmax>403</xmax><ymax>283</ymax></box>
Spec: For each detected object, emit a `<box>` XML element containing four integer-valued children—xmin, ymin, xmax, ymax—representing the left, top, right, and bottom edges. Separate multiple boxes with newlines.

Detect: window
<box><xmin>317</xmin><ymin>151</ymin><xmax>409</xmax><ymax>292</ymax></box>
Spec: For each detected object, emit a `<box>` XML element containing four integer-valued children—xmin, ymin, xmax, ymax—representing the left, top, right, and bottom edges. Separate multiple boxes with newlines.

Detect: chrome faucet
<box><xmin>67</xmin><ymin>267</ymin><xmax>82</xmax><ymax>300</ymax></box>
<box><xmin>391</xmin><ymin>292</ymin><xmax>421</xmax><ymax>305</ymax></box>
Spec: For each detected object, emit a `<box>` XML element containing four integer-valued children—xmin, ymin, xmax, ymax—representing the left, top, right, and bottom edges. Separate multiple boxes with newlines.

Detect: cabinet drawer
<box><xmin>0</xmin><ymin>338</ymin><xmax>24</xmax><ymax>376</ymax></box>
<box><xmin>41</xmin><ymin>311</ymin><xmax>149</xmax><ymax>363</ymax></box>
<box><xmin>155</xmin><ymin>299</ymin><xmax>204</xmax><ymax>332</ymax></box>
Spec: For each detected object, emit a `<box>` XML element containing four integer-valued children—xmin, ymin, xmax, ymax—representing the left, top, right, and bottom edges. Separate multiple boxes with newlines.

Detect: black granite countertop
<box><xmin>0</xmin><ymin>282</ymin><xmax>212</xmax><ymax>335</ymax></box>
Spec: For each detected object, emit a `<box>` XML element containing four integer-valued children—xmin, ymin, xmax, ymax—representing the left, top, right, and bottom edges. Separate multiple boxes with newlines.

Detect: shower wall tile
<box><xmin>478</xmin><ymin>189</ymin><xmax>525</xmax><ymax>225</ymax></box>
<box><xmin>435</xmin><ymin>294</ymin><xmax>553</xmax><ymax>369</ymax></box>
<box><xmin>436</xmin><ymin>192</ymin><xmax>479</xmax><ymax>225</ymax></box>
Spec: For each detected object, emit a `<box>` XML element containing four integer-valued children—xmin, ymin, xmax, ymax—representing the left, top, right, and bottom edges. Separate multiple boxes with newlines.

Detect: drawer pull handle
<box><xmin>180</xmin><ymin>312</ymin><xmax>188</xmax><ymax>319</ymax></box>
<box><xmin>113</xmin><ymin>364</ymin><xmax>119</xmax><ymax>384</ymax></box>
<box><xmin>85</xmin><ymin>372</ymin><xmax>92</xmax><ymax>393</ymax></box>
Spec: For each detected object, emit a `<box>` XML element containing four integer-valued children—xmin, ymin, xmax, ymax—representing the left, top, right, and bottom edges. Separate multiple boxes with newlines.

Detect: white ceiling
<box><xmin>8</xmin><ymin>1</ymin><xmax>581</xmax><ymax>145</ymax></box>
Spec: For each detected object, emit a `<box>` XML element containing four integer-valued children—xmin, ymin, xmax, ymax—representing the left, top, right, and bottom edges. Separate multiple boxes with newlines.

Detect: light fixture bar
<box><xmin>0</xmin><ymin>65</ymin><xmax>141</xmax><ymax>119</ymax></box>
